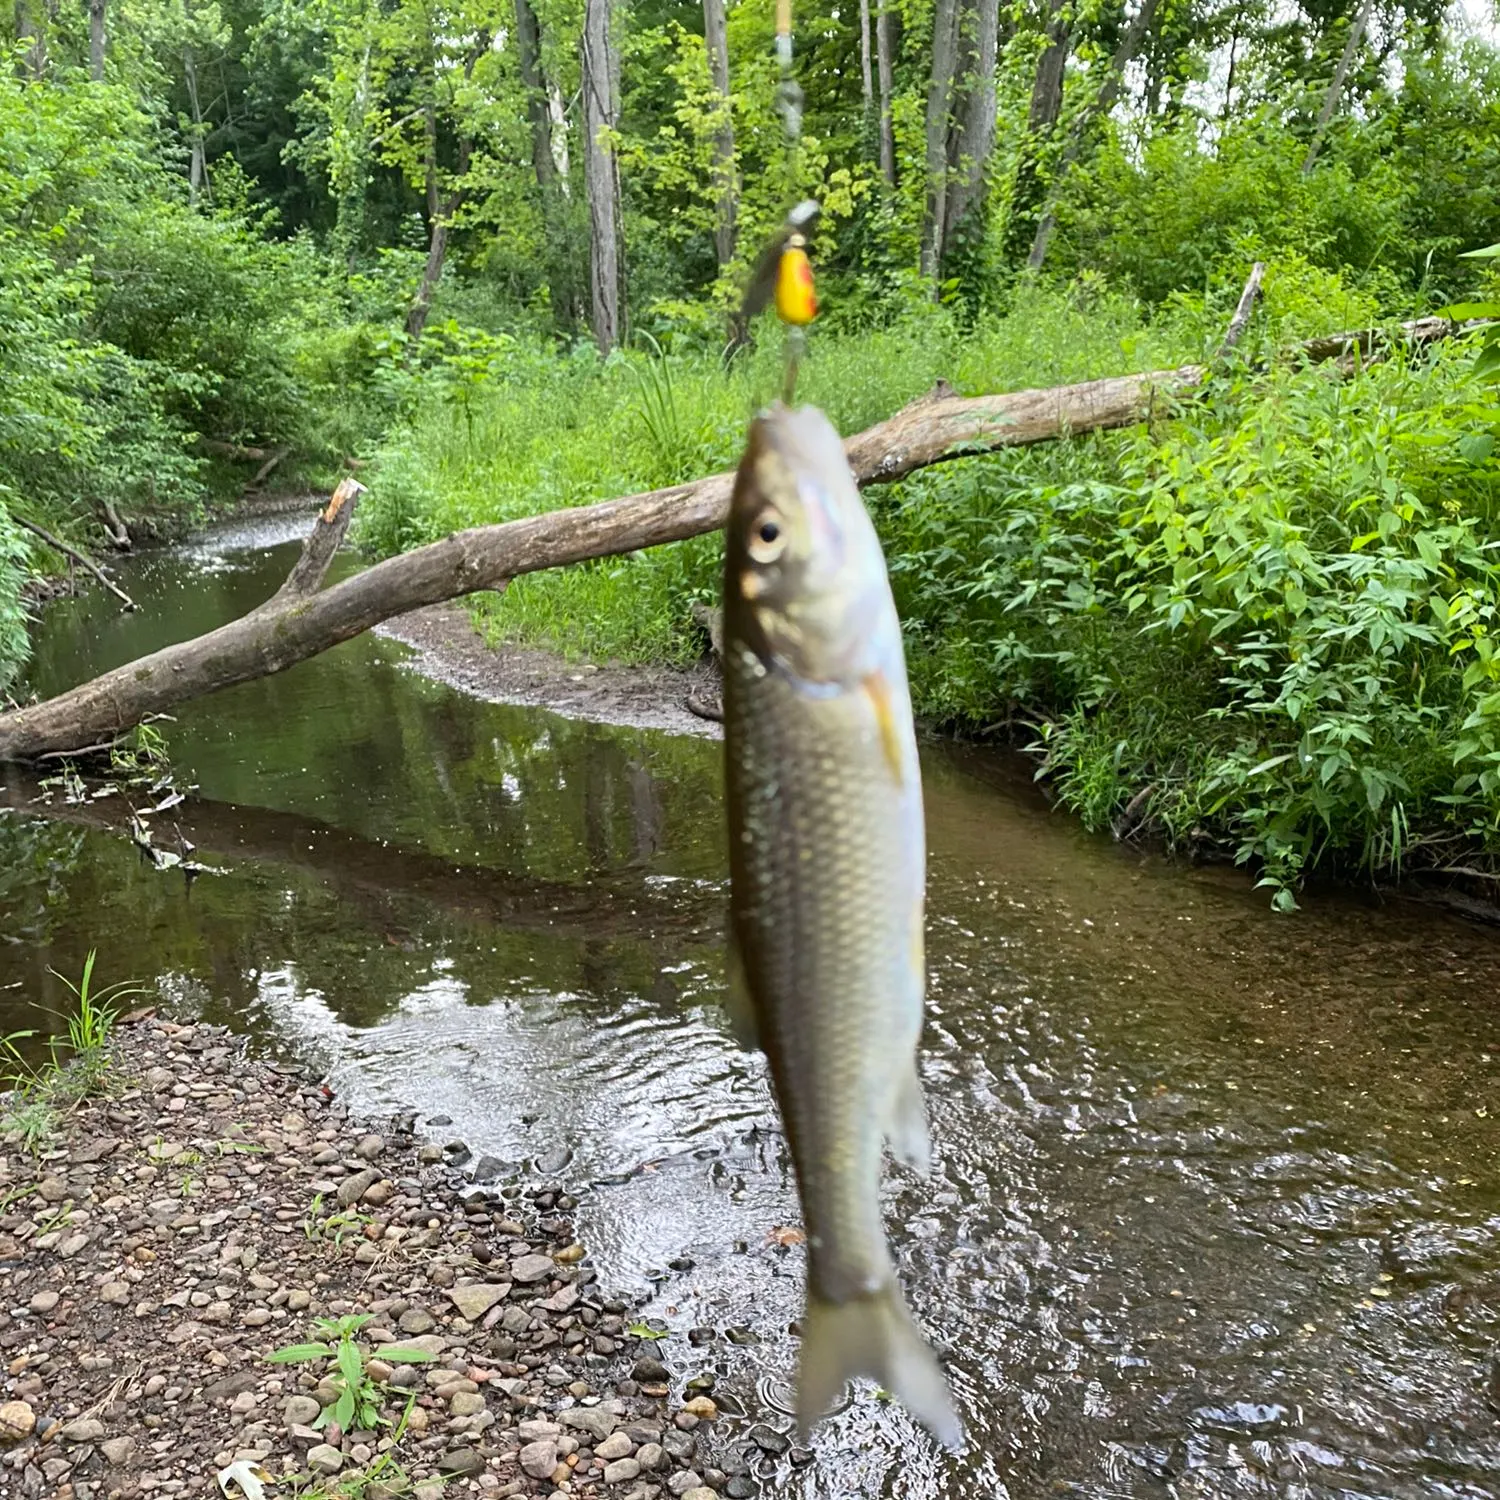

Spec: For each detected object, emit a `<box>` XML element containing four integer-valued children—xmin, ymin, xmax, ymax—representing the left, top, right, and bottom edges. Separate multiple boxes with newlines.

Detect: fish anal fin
<box><xmin>722</xmin><ymin>934</ymin><xmax>761</xmax><ymax>1052</ymax></box>
<box><xmin>796</xmin><ymin>1286</ymin><xmax>963</xmax><ymax>1451</ymax></box>
<box><xmin>887</xmin><ymin>1060</ymin><xmax>932</xmax><ymax>1174</ymax></box>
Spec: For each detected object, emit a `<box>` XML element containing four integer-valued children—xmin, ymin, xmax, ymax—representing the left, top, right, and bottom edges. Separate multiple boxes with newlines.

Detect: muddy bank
<box><xmin>377</xmin><ymin>605</ymin><xmax>721</xmax><ymax>741</ymax></box>
<box><xmin>0</xmin><ymin>1020</ymin><xmax>733</xmax><ymax>1500</ymax></box>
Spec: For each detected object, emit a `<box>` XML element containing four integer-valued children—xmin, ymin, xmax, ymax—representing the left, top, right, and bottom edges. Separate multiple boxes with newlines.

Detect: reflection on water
<box><xmin>3</xmin><ymin>517</ymin><xmax>1500</xmax><ymax>1498</ymax></box>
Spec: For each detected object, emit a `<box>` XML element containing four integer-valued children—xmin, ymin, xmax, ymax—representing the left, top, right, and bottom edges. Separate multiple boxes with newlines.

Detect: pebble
<box><xmin>448</xmin><ymin>1282</ymin><xmax>512</xmax><ymax>1320</ymax></box>
<box><xmin>682</xmin><ymin>1396</ymin><xmax>718</xmax><ymax>1421</ymax></box>
<box><xmin>603</xmin><ymin>1457</ymin><xmax>642</xmax><ymax>1484</ymax></box>
<box><xmin>28</xmin><ymin>1290</ymin><xmax>60</xmax><ymax>1316</ymax></box>
<box><xmin>681</xmin><ymin>1490</ymin><xmax>720</xmax><ymax>1500</ymax></box>
<box><xmin>398</xmin><ymin>1307</ymin><xmax>436</xmax><ymax>1334</ymax></box>
<box><xmin>100</xmin><ymin>1438</ymin><xmax>134</xmax><ymax>1465</ymax></box>
<box><xmin>449</xmin><ymin>1392</ymin><xmax>486</xmax><ymax>1417</ymax></box>
<box><xmin>520</xmin><ymin>1439</ymin><xmax>559</xmax><ymax>1479</ymax></box>
<box><xmin>510</xmin><ymin>1253</ymin><xmax>554</xmax><ymax>1284</ymax></box>
<box><xmin>307</xmin><ymin>1443</ymin><xmax>343</xmax><ymax>1475</ymax></box>
<box><xmin>284</xmin><ymin>1396</ymin><xmax>321</xmax><ymax>1426</ymax></box>
<box><xmin>0</xmin><ymin>1401</ymin><xmax>36</xmax><ymax>1444</ymax></box>
<box><xmin>596</xmin><ymin>1431</ymin><xmax>634</xmax><ymax>1461</ymax></box>
<box><xmin>667</xmin><ymin>1473</ymin><xmax>703</xmax><ymax>1497</ymax></box>
<box><xmin>437</xmin><ymin>1448</ymin><xmax>486</xmax><ymax>1478</ymax></box>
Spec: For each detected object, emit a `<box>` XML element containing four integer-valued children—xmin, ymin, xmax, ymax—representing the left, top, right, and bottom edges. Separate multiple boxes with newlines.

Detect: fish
<box><xmin>720</xmin><ymin>401</ymin><xmax>962</xmax><ymax>1450</ymax></box>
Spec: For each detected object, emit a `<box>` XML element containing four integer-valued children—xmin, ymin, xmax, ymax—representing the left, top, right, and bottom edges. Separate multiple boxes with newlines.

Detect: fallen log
<box><xmin>0</xmin><ymin>314</ymin><xmax>1483</xmax><ymax>763</ymax></box>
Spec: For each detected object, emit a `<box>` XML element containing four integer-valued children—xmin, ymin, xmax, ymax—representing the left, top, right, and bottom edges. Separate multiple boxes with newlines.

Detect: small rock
<box><xmin>286</xmin><ymin>1288</ymin><xmax>312</xmax><ymax>1312</ymax></box>
<box><xmin>631</xmin><ymin>1356</ymin><xmax>670</xmax><ymax>1384</ymax></box>
<box><xmin>603</xmin><ymin>1458</ymin><xmax>642</xmax><ymax>1484</ymax></box>
<box><xmin>682</xmin><ymin>1396</ymin><xmax>717</xmax><ymax>1420</ymax></box>
<box><xmin>438</xmin><ymin>1448</ymin><xmax>486</xmax><ymax>1479</ymax></box>
<box><xmin>636</xmin><ymin>1442</ymin><xmax>665</xmax><ymax>1472</ymax></box>
<box><xmin>667</xmin><ymin>1474</ymin><xmax>703</xmax><ymax>1498</ymax></box>
<box><xmin>559</xmin><ymin>1407</ymin><xmax>618</xmax><ymax>1443</ymax></box>
<box><xmin>0</xmin><ymin>1401</ymin><xmax>36</xmax><ymax>1444</ymax></box>
<box><xmin>398</xmin><ymin>1307</ymin><xmax>436</xmax><ymax>1335</ymax></box>
<box><xmin>28</xmin><ymin>1290</ymin><xmax>60</xmax><ymax>1316</ymax></box>
<box><xmin>307</xmin><ymin>1444</ymin><xmax>343</xmax><ymax>1475</ymax></box>
<box><xmin>448</xmin><ymin>1283</ymin><xmax>512</xmax><ymax>1321</ymax></box>
<box><xmin>517</xmin><ymin>1420</ymin><xmax>562</xmax><ymax>1443</ymax></box>
<box><xmin>355</xmin><ymin>1134</ymin><xmax>385</xmax><ymax>1160</ymax></box>
<box><xmin>449</xmin><ymin>1392</ymin><xmax>486</xmax><ymax>1417</ymax></box>
<box><xmin>682</xmin><ymin>1490</ymin><xmax>720</xmax><ymax>1500</ymax></box>
<box><xmin>520</xmin><ymin>1439</ymin><xmax>559</xmax><ymax>1479</ymax></box>
<box><xmin>230</xmin><ymin>1390</ymin><xmax>259</xmax><ymax>1415</ymax></box>
<box><xmin>336</xmin><ymin>1169</ymin><xmax>380</xmax><ymax>1207</ymax></box>
<box><xmin>100</xmin><ymin>1282</ymin><xmax>130</xmax><ymax>1306</ymax></box>
<box><xmin>362</xmin><ymin>1179</ymin><xmax>394</xmax><ymax>1207</ymax></box>
<box><xmin>284</xmin><ymin>1396</ymin><xmax>322</xmax><ymax>1427</ymax></box>
<box><xmin>60</xmin><ymin>1418</ymin><xmax>106</xmax><ymax>1443</ymax></box>
<box><xmin>100</xmin><ymin>1438</ymin><xmax>134</xmax><ymax>1465</ymax></box>
<box><xmin>510</xmin><ymin>1254</ymin><xmax>553</xmax><ymax>1284</ymax></box>
<box><xmin>596</xmin><ymin>1432</ymin><xmax>633</xmax><ymax>1461</ymax></box>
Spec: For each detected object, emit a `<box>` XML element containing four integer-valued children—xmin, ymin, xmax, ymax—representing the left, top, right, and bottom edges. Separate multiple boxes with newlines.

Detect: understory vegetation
<box><xmin>2</xmin><ymin>0</ymin><xmax>1498</xmax><ymax>898</ymax></box>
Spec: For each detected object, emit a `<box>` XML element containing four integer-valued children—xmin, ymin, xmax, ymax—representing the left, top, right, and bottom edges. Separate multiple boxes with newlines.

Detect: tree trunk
<box><xmin>1301</xmin><ymin>0</ymin><xmax>1374</xmax><ymax>174</ymax></box>
<box><xmin>14</xmin><ymin>0</ymin><xmax>44</xmax><ymax>77</ymax></box>
<box><xmin>405</xmin><ymin>101</ymin><xmax>448</xmax><ymax>344</ymax></box>
<box><xmin>1</xmin><ymin>312</ymin><xmax>1475</xmax><ymax>764</ymax></box>
<box><xmin>184</xmin><ymin>44</ymin><xmax>206</xmax><ymax>203</ymax></box>
<box><xmin>1003</xmin><ymin>0</ymin><xmax>1069</xmax><ymax>264</ymax></box>
<box><xmin>703</xmin><ymin>0</ymin><xmax>736</xmax><ymax>274</ymax></box>
<box><xmin>859</xmin><ymin>0</ymin><xmax>874</xmax><ymax>118</ymax></box>
<box><xmin>583</xmin><ymin>0</ymin><xmax>621</xmax><ymax>353</ymax></box>
<box><xmin>920</xmin><ymin>0</ymin><xmax>961</xmax><ymax>279</ymax></box>
<box><xmin>88</xmin><ymin>0</ymin><xmax>104</xmax><ymax>79</ymax></box>
<box><xmin>943</xmin><ymin>0</ymin><xmax>1001</xmax><ymax>264</ymax></box>
<box><xmin>1026</xmin><ymin>0</ymin><xmax>1160</xmax><ymax>272</ymax></box>
<box><xmin>514</xmin><ymin>0</ymin><xmax>557</xmax><ymax>196</ymax></box>
<box><xmin>876</xmin><ymin>2</ymin><xmax>896</xmax><ymax>186</ymax></box>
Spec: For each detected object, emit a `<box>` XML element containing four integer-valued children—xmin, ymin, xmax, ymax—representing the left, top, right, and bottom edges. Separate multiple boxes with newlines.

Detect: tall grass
<box><xmin>1</xmin><ymin>950</ymin><xmax>144</xmax><ymax>1150</ymax></box>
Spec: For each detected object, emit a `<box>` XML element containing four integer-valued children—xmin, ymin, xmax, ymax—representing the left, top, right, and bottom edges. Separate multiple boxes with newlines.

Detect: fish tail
<box><xmin>796</xmin><ymin>1285</ymin><xmax>963</xmax><ymax>1451</ymax></box>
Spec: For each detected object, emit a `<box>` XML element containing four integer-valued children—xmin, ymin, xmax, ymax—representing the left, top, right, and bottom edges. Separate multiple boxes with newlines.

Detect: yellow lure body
<box><xmin>775</xmin><ymin>245</ymin><xmax>818</xmax><ymax>326</ymax></box>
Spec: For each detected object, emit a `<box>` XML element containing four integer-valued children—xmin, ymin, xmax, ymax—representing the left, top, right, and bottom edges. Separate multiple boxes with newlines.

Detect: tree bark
<box><xmin>920</xmin><ymin>0</ymin><xmax>961</xmax><ymax>278</ymax></box>
<box><xmin>1301</xmin><ymin>0</ymin><xmax>1374</xmax><ymax>174</ymax></box>
<box><xmin>583</xmin><ymin>0</ymin><xmax>621</xmax><ymax>353</ymax></box>
<box><xmin>88</xmin><ymin>0</ymin><xmax>104</xmax><ymax>79</ymax></box>
<box><xmin>1026</xmin><ymin>0</ymin><xmax>1160</xmax><ymax>272</ymax></box>
<box><xmin>184</xmin><ymin>44</ymin><xmax>206</xmax><ymax>204</ymax></box>
<box><xmin>703</xmin><ymin>0</ymin><xmax>736</xmax><ymax>274</ymax></box>
<box><xmin>1003</xmin><ymin>0</ymin><xmax>1069</xmax><ymax>265</ymax></box>
<box><xmin>515</xmin><ymin>0</ymin><xmax>557</xmax><ymax>196</ymax></box>
<box><xmin>14</xmin><ymin>0</ymin><xmax>45</xmax><ymax>77</ymax></box>
<box><xmin>1</xmin><ymin>313</ymin><xmax>1478</xmax><ymax>764</ymax></box>
<box><xmin>876</xmin><ymin>1</ymin><xmax>896</xmax><ymax>186</ymax></box>
<box><xmin>944</xmin><ymin>0</ymin><xmax>1001</xmax><ymax>264</ymax></box>
<box><xmin>859</xmin><ymin>0</ymin><xmax>874</xmax><ymax>118</ymax></box>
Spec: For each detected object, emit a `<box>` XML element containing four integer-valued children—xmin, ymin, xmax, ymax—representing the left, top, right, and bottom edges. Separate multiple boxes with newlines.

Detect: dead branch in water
<box><xmin>12</xmin><ymin>515</ymin><xmax>137</xmax><ymax>612</ymax></box>
<box><xmin>0</xmin><ymin>312</ymin><xmax>1485</xmax><ymax>763</ymax></box>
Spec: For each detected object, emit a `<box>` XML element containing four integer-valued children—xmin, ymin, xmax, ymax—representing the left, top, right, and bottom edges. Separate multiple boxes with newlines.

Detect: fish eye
<box><xmin>747</xmin><ymin>509</ymin><xmax>787</xmax><ymax>564</ymax></box>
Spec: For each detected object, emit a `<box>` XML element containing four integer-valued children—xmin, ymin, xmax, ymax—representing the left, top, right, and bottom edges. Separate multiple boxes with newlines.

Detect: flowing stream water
<box><xmin>3</xmin><ymin>515</ymin><xmax>1500</xmax><ymax>1499</ymax></box>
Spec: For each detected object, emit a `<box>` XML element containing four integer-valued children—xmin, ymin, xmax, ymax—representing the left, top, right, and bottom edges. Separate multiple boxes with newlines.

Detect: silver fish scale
<box><xmin>724</xmin><ymin>638</ymin><xmax>925</xmax><ymax>1305</ymax></box>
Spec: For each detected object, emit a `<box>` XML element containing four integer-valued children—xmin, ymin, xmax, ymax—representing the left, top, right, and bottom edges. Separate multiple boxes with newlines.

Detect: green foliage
<box><xmin>1</xmin><ymin>949</ymin><xmax>142</xmax><ymax>1150</ymax></box>
<box><xmin>879</xmin><ymin>340</ymin><xmax>1500</xmax><ymax>904</ymax></box>
<box><xmin>268</xmin><ymin>1313</ymin><xmax>435</xmax><ymax>1433</ymax></box>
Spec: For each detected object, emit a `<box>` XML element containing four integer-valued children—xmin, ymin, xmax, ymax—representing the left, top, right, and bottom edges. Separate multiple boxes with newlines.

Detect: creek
<box><xmin>3</xmin><ymin>514</ymin><xmax>1499</xmax><ymax>1499</ymax></box>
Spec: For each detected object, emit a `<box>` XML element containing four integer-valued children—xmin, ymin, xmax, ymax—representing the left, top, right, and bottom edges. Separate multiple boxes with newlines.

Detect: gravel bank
<box><xmin>0</xmin><ymin>1019</ymin><xmax>734</xmax><ymax>1500</ymax></box>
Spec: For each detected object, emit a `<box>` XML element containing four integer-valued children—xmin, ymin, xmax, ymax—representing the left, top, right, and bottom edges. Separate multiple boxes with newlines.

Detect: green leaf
<box><xmin>1459</xmin><ymin>243</ymin><xmax>1500</xmax><ymax>259</ymax></box>
<box><xmin>381</xmin><ymin>1347</ymin><xmax>438</xmax><ymax>1363</ymax></box>
<box><xmin>1246</xmin><ymin>753</ymin><xmax>1295</xmax><ymax>776</ymax></box>
<box><xmin>337</xmin><ymin>1339</ymin><xmax>364</xmax><ymax>1390</ymax></box>
<box><xmin>626</xmin><ymin>1321</ymin><xmax>670</xmax><ymax>1340</ymax></box>
<box><xmin>266</xmin><ymin>1343</ymin><xmax>334</xmax><ymax>1363</ymax></box>
<box><xmin>1435</xmin><ymin>302</ymin><xmax>1500</xmax><ymax>319</ymax></box>
<box><xmin>333</xmin><ymin>1387</ymin><xmax>357</xmax><ymax>1429</ymax></box>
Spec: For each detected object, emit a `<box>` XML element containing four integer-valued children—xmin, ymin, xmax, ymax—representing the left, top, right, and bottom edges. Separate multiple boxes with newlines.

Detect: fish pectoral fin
<box><xmin>796</xmin><ymin>1285</ymin><xmax>963</xmax><ymax>1452</ymax></box>
<box><xmin>721</xmin><ymin>934</ymin><xmax>762</xmax><ymax>1052</ymax></box>
<box><xmin>886</xmin><ymin>1060</ymin><xmax>933</xmax><ymax>1174</ymax></box>
<box><xmin>859</xmin><ymin>669</ymin><xmax>911</xmax><ymax>787</ymax></box>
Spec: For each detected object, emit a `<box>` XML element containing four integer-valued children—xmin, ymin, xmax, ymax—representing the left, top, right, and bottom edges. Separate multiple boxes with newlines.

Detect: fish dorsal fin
<box><xmin>722</xmin><ymin>931</ymin><xmax>762</xmax><ymax>1052</ymax></box>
